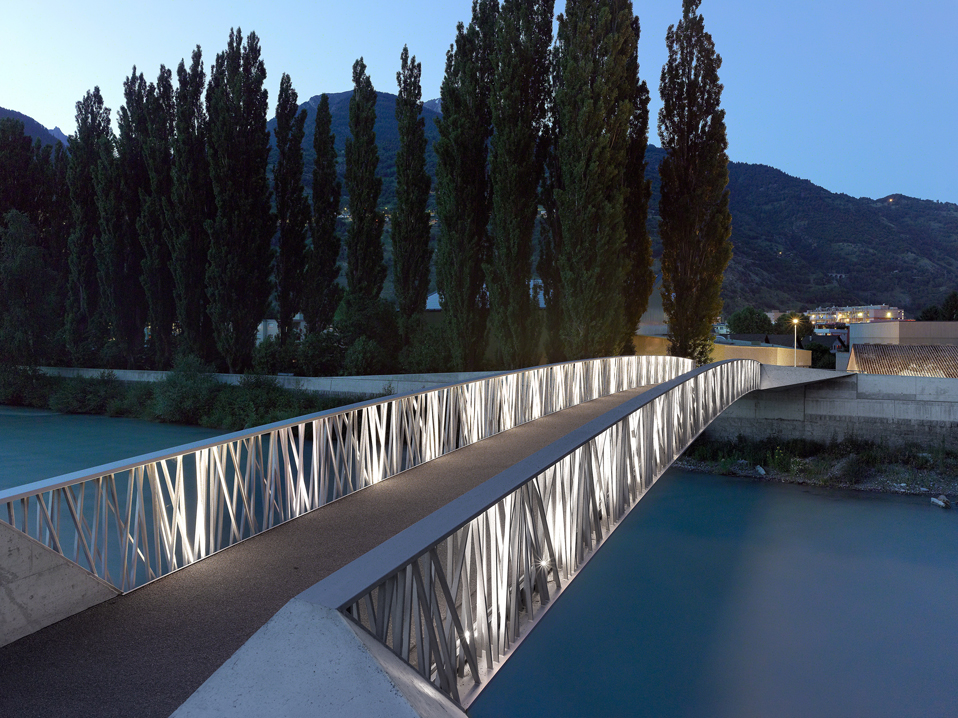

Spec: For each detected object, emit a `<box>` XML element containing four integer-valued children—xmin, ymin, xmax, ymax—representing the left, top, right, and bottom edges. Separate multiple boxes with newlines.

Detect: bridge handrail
<box><xmin>1</xmin><ymin>355</ymin><xmax>693</xmax><ymax>591</ymax></box>
<box><xmin>298</xmin><ymin>359</ymin><xmax>761</xmax><ymax>706</ymax></box>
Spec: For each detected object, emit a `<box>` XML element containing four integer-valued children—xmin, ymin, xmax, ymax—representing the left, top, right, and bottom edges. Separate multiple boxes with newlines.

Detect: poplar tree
<box><xmin>0</xmin><ymin>119</ymin><xmax>33</xmax><ymax>219</ymax></box>
<box><xmin>205</xmin><ymin>28</ymin><xmax>275</xmax><ymax>373</ymax></box>
<box><xmin>658</xmin><ymin>0</ymin><xmax>732</xmax><ymax>365</ymax></box>
<box><xmin>66</xmin><ymin>88</ymin><xmax>111</xmax><ymax>362</ymax></box>
<box><xmin>139</xmin><ymin>65</ymin><xmax>177</xmax><ymax>368</ymax></box>
<box><xmin>344</xmin><ymin>57</ymin><xmax>385</xmax><ymax>303</ymax></box>
<box><xmin>620</xmin><ymin>9</ymin><xmax>655</xmax><ymax>354</ymax></box>
<box><xmin>434</xmin><ymin>0</ymin><xmax>498</xmax><ymax>371</ymax></box>
<box><xmin>302</xmin><ymin>93</ymin><xmax>342</xmax><ymax>334</ymax></box>
<box><xmin>168</xmin><ymin>46</ymin><xmax>216</xmax><ymax>362</ymax></box>
<box><xmin>273</xmin><ymin>72</ymin><xmax>310</xmax><ymax>344</ymax></box>
<box><xmin>94</xmin><ymin>69</ymin><xmax>150</xmax><ymax>368</ymax></box>
<box><xmin>487</xmin><ymin>0</ymin><xmax>553</xmax><ymax>369</ymax></box>
<box><xmin>392</xmin><ymin>45</ymin><xmax>432</xmax><ymax>345</ymax></box>
<box><xmin>547</xmin><ymin>0</ymin><xmax>643</xmax><ymax>360</ymax></box>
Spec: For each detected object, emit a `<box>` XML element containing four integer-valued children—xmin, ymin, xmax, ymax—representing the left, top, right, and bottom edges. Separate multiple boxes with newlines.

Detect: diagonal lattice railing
<box><xmin>0</xmin><ymin>356</ymin><xmax>692</xmax><ymax>592</ymax></box>
<box><xmin>299</xmin><ymin>359</ymin><xmax>760</xmax><ymax>707</ymax></box>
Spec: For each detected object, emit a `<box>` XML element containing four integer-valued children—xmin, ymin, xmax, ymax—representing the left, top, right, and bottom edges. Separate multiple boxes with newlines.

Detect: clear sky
<box><xmin>2</xmin><ymin>0</ymin><xmax>955</xmax><ymax>203</ymax></box>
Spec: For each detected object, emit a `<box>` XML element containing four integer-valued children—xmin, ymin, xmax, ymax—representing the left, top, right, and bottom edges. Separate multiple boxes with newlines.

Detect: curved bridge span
<box><xmin>1</xmin><ymin>357</ymin><xmax>762</xmax><ymax>716</ymax></box>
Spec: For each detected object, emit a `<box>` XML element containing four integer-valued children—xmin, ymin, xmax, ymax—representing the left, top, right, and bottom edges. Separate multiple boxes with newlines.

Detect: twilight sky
<box><xmin>2</xmin><ymin>0</ymin><xmax>955</xmax><ymax>203</ymax></box>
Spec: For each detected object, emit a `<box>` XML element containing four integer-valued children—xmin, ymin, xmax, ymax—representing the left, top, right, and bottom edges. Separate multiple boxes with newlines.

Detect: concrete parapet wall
<box><xmin>705</xmin><ymin>370</ymin><xmax>958</xmax><ymax>448</ymax></box>
<box><xmin>173</xmin><ymin>598</ymin><xmax>466</xmax><ymax>718</ymax></box>
<box><xmin>1</xmin><ymin>521</ymin><xmax>119</xmax><ymax>648</ymax></box>
<box><xmin>39</xmin><ymin>367</ymin><xmax>498</xmax><ymax>398</ymax></box>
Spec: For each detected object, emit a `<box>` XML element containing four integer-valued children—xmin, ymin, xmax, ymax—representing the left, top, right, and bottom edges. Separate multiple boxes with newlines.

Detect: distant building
<box><xmin>807</xmin><ymin>304</ymin><xmax>904</xmax><ymax>326</ymax></box>
<box><xmin>848</xmin><ymin>321</ymin><xmax>958</xmax><ymax>348</ymax></box>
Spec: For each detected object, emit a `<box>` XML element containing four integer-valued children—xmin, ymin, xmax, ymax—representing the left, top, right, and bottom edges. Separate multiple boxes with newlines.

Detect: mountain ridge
<box><xmin>6</xmin><ymin>98</ymin><xmax>954</xmax><ymax>314</ymax></box>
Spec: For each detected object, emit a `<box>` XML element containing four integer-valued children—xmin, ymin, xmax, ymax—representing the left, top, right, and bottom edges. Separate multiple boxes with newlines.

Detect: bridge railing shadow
<box><xmin>0</xmin><ymin>356</ymin><xmax>693</xmax><ymax>592</ymax></box>
<box><xmin>298</xmin><ymin>359</ymin><xmax>761</xmax><ymax>707</ymax></box>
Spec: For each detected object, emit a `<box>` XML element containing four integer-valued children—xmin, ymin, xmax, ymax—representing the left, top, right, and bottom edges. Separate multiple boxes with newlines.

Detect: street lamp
<box><xmin>792</xmin><ymin>317</ymin><xmax>799</xmax><ymax>367</ymax></box>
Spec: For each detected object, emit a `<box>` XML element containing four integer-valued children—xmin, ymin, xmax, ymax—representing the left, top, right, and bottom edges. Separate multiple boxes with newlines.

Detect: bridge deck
<box><xmin>0</xmin><ymin>385</ymin><xmax>653</xmax><ymax>718</ymax></box>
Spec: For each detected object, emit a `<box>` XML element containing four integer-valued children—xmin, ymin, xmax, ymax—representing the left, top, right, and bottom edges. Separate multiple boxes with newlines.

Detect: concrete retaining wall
<box><xmin>705</xmin><ymin>370</ymin><xmax>958</xmax><ymax>449</ymax></box>
<box><xmin>1</xmin><ymin>521</ymin><xmax>119</xmax><ymax>648</ymax></box>
<box><xmin>630</xmin><ymin>336</ymin><xmax>812</xmax><ymax>367</ymax></box>
<box><xmin>39</xmin><ymin>367</ymin><xmax>497</xmax><ymax>399</ymax></box>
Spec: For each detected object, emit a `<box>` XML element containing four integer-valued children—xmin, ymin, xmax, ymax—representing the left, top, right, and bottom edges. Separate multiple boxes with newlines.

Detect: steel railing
<box><xmin>297</xmin><ymin>359</ymin><xmax>760</xmax><ymax>706</ymax></box>
<box><xmin>0</xmin><ymin>355</ymin><xmax>693</xmax><ymax>592</ymax></box>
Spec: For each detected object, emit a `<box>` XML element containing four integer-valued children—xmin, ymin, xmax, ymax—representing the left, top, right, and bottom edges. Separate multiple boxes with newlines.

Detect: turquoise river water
<box><xmin>2</xmin><ymin>408</ymin><xmax>956</xmax><ymax>717</ymax></box>
<box><xmin>469</xmin><ymin>471</ymin><xmax>958</xmax><ymax>718</ymax></box>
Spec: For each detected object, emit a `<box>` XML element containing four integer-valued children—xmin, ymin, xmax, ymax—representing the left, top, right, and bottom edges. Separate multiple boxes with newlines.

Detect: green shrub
<box><xmin>106</xmin><ymin>381</ymin><xmax>155</xmax><ymax>419</ymax></box>
<box><xmin>251</xmin><ymin>336</ymin><xmax>300</xmax><ymax>375</ymax></box>
<box><xmin>153</xmin><ymin>355</ymin><xmax>221</xmax><ymax>424</ymax></box>
<box><xmin>299</xmin><ymin>331</ymin><xmax>345</xmax><ymax>377</ymax></box>
<box><xmin>344</xmin><ymin>335</ymin><xmax>389</xmax><ymax>376</ymax></box>
<box><xmin>399</xmin><ymin>322</ymin><xmax>452</xmax><ymax>374</ymax></box>
<box><xmin>0</xmin><ymin>365</ymin><xmax>53</xmax><ymax>407</ymax></box>
<box><xmin>48</xmin><ymin>371</ymin><xmax>124</xmax><ymax>414</ymax></box>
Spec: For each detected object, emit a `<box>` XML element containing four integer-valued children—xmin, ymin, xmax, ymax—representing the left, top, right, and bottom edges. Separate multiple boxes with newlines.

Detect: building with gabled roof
<box><xmin>847</xmin><ymin>344</ymin><xmax>958</xmax><ymax>378</ymax></box>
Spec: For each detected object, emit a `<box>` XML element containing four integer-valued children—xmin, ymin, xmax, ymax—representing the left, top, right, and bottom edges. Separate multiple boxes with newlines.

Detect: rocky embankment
<box><xmin>673</xmin><ymin>454</ymin><xmax>958</xmax><ymax>506</ymax></box>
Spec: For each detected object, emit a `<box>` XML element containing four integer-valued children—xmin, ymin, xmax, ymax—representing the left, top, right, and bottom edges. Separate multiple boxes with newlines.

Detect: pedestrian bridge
<box><xmin>0</xmin><ymin>357</ymin><xmax>843</xmax><ymax>716</ymax></box>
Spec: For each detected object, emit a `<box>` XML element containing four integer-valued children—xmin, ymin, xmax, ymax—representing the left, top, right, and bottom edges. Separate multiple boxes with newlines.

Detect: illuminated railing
<box><xmin>299</xmin><ymin>359</ymin><xmax>760</xmax><ymax>707</ymax></box>
<box><xmin>0</xmin><ymin>356</ymin><xmax>692</xmax><ymax>592</ymax></box>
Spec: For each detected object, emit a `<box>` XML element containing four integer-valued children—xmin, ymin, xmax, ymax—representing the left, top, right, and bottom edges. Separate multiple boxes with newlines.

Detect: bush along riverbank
<box><xmin>0</xmin><ymin>357</ymin><xmax>372</xmax><ymax>432</ymax></box>
<box><xmin>677</xmin><ymin>435</ymin><xmax>958</xmax><ymax>499</ymax></box>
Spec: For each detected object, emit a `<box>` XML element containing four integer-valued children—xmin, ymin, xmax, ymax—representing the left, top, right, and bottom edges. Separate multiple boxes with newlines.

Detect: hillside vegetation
<box><xmin>14</xmin><ymin>97</ymin><xmax>952</xmax><ymax>316</ymax></box>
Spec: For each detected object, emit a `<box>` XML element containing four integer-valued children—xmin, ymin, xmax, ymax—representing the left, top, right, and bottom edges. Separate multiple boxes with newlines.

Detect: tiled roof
<box><xmin>848</xmin><ymin>344</ymin><xmax>958</xmax><ymax>378</ymax></box>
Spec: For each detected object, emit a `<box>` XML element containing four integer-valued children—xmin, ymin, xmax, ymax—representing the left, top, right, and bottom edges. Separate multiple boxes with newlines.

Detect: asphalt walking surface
<box><xmin>0</xmin><ymin>386</ymin><xmax>652</xmax><ymax>718</ymax></box>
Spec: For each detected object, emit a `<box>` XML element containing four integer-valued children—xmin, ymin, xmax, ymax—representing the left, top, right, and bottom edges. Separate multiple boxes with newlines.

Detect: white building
<box><xmin>808</xmin><ymin>304</ymin><xmax>905</xmax><ymax>325</ymax></box>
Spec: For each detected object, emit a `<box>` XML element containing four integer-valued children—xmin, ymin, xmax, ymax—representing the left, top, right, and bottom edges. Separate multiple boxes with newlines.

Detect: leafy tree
<box><xmin>139</xmin><ymin>65</ymin><xmax>177</xmax><ymax>368</ymax></box>
<box><xmin>727</xmin><ymin>306</ymin><xmax>773</xmax><ymax>334</ymax></box>
<box><xmin>658</xmin><ymin>0</ymin><xmax>732</xmax><ymax>365</ymax></box>
<box><xmin>273</xmin><ymin>72</ymin><xmax>310</xmax><ymax>344</ymax></box>
<box><xmin>168</xmin><ymin>46</ymin><xmax>217</xmax><ymax>362</ymax></box>
<box><xmin>93</xmin><ymin>68</ymin><xmax>150</xmax><ymax>368</ymax></box>
<box><xmin>773</xmin><ymin>311</ymin><xmax>814</xmax><ymax>340</ymax></box>
<box><xmin>434</xmin><ymin>0</ymin><xmax>497</xmax><ymax>371</ymax></box>
<box><xmin>938</xmin><ymin>293</ymin><xmax>958</xmax><ymax>321</ymax></box>
<box><xmin>620</xmin><ymin>9</ymin><xmax>655</xmax><ymax>355</ymax></box>
<box><xmin>547</xmin><ymin>0</ymin><xmax>644</xmax><ymax>360</ymax></box>
<box><xmin>392</xmin><ymin>45</ymin><xmax>433</xmax><ymax>345</ymax></box>
<box><xmin>302</xmin><ymin>93</ymin><xmax>343</xmax><ymax>335</ymax></box>
<box><xmin>486</xmin><ymin>0</ymin><xmax>553</xmax><ymax>369</ymax></box>
<box><xmin>0</xmin><ymin>119</ymin><xmax>35</xmax><ymax>219</ymax></box>
<box><xmin>38</xmin><ymin>140</ymin><xmax>71</xmax><ymax>322</ymax></box>
<box><xmin>66</xmin><ymin>88</ymin><xmax>111</xmax><ymax>363</ymax></box>
<box><xmin>205</xmin><ymin>29</ymin><xmax>275</xmax><ymax>373</ymax></box>
<box><xmin>0</xmin><ymin>211</ymin><xmax>57</xmax><ymax>366</ymax></box>
<box><xmin>344</xmin><ymin>57</ymin><xmax>386</xmax><ymax>303</ymax></box>
<box><xmin>917</xmin><ymin>292</ymin><xmax>958</xmax><ymax>321</ymax></box>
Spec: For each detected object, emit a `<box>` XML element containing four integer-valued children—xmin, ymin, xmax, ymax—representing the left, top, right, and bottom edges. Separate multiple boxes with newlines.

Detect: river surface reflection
<box><xmin>0</xmin><ymin>406</ymin><xmax>223</xmax><ymax>490</ymax></box>
<box><xmin>469</xmin><ymin>470</ymin><xmax>958</xmax><ymax>718</ymax></box>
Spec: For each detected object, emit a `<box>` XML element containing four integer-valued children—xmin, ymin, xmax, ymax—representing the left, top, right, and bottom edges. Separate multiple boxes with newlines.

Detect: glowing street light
<box><xmin>793</xmin><ymin>317</ymin><xmax>799</xmax><ymax>367</ymax></box>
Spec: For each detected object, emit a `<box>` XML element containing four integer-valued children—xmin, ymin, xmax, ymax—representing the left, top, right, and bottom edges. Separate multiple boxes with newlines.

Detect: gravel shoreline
<box><xmin>673</xmin><ymin>455</ymin><xmax>958</xmax><ymax>502</ymax></box>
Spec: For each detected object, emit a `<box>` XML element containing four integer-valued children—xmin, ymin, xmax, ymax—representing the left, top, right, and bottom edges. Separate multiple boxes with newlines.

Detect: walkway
<box><xmin>0</xmin><ymin>386</ymin><xmax>654</xmax><ymax>718</ymax></box>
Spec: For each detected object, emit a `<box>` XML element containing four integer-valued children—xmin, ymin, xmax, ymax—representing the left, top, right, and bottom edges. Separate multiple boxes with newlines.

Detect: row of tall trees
<box><xmin>434</xmin><ymin>0</ymin><xmax>729</xmax><ymax>370</ymax></box>
<box><xmin>1</xmin><ymin>28</ymin><xmax>436</xmax><ymax>374</ymax></box>
<box><xmin>3</xmin><ymin>0</ymin><xmax>730</xmax><ymax>375</ymax></box>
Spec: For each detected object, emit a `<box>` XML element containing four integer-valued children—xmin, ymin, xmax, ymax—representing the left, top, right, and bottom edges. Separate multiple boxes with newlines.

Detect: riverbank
<box><xmin>678</xmin><ymin>435</ymin><xmax>958</xmax><ymax>499</ymax></box>
<box><xmin>0</xmin><ymin>362</ymin><xmax>370</xmax><ymax>431</ymax></box>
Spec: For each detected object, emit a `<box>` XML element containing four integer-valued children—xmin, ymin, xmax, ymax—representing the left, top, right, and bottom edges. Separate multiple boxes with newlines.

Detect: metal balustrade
<box><xmin>300</xmin><ymin>359</ymin><xmax>760</xmax><ymax>707</ymax></box>
<box><xmin>0</xmin><ymin>355</ymin><xmax>692</xmax><ymax>592</ymax></box>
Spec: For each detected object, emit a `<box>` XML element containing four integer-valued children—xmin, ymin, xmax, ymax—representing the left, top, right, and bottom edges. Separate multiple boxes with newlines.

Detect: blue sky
<box><xmin>2</xmin><ymin>0</ymin><xmax>955</xmax><ymax>203</ymax></box>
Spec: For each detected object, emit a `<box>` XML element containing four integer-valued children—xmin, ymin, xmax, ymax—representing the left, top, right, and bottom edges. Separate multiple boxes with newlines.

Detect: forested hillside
<box><xmin>0</xmin><ymin>106</ymin><xmax>62</xmax><ymax>147</ymax></box>
<box><xmin>268</xmin><ymin>91</ymin><xmax>957</xmax><ymax>315</ymax></box>
<box><xmin>267</xmin><ymin>91</ymin><xmax>441</xmax><ymax>210</ymax></box>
